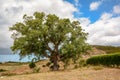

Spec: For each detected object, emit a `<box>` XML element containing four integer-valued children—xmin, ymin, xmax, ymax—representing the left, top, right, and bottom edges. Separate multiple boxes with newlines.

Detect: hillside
<box><xmin>93</xmin><ymin>45</ymin><xmax>120</xmax><ymax>53</ymax></box>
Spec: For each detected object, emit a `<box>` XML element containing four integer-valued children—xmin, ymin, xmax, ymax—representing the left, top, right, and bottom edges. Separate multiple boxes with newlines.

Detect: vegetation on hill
<box><xmin>86</xmin><ymin>53</ymin><xmax>120</xmax><ymax>67</ymax></box>
<box><xmin>93</xmin><ymin>45</ymin><xmax>120</xmax><ymax>53</ymax></box>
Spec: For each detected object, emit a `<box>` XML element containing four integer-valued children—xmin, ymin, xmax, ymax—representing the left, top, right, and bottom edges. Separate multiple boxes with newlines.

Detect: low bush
<box><xmin>33</xmin><ymin>67</ymin><xmax>40</xmax><ymax>73</ymax></box>
<box><xmin>42</xmin><ymin>65</ymin><xmax>46</xmax><ymax>67</ymax></box>
<box><xmin>74</xmin><ymin>64</ymin><xmax>79</xmax><ymax>69</ymax></box>
<box><xmin>46</xmin><ymin>62</ymin><xmax>51</xmax><ymax>67</ymax></box>
<box><xmin>29</xmin><ymin>62</ymin><xmax>36</xmax><ymax>69</ymax></box>
<box><xmin>86</xmin><ymin>53</ymin><xmax>120</xmax><ymax>67</ymax></box>
<box><xmin>0</xmin><ymin>69</ymin><xmax>7</xmax><ymax>72</ymax></box>
<box><xmin>79</xmin><ymin>59</ymin><xmax>86</xmax><ymax>67</ymax></box>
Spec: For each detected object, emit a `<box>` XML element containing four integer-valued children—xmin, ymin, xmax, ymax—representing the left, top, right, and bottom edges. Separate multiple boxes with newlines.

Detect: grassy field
<box><xmin>0</xmin><ymin>66</ymin><xmax>120</xmax><ymax>80</ymax></box>
<box><xmin>0</xmin><ymin>60</ymin><xmax>120</xmax><ymax>80</ymax></box>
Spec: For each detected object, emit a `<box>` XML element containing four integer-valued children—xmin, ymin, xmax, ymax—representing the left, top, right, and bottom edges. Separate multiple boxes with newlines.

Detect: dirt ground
<box><xmin>0</xmin><ymin>67</ymin><xmax>120</xmax><ymax>80</ymax></box>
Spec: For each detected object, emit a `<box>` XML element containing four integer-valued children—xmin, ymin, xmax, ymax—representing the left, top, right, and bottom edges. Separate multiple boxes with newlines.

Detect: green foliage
<box><xmin>29</xmin><ymin>58</ymin><xmax>37</xmax><ymax>69</ymax></box>
<box><xmin>93</xmin><ymin>45</ymin><xmax>120</xmax><ymax>53</ymax></box>
<box><xmin>10</xmin><ymin>12</ymin><xmax>90</xmax><ymax>70</ymax></box>
<box><xmin>29</xmin><ymin>62</ymin><xmax>36</xmax><ymax>69</ymax></box>
<box><xmin>86</xmin><ymin>53</ymin><xmax>120</xmax><ymax>67</ymax></box>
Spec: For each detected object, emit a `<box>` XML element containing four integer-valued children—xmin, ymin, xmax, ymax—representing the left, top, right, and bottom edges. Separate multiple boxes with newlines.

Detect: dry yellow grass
<box><xmin>0</xmin><ymin>67</ymin><xmax>120</xmax><ymax>80</ymax></box>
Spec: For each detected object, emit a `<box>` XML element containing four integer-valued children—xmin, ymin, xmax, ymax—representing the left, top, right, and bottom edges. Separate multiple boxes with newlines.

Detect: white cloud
<box><xmin>100</xmin><ymin>13</ymin><xmax>112</xmax><ymax>20</ymax></box>
<box><xmin>86</xmin><ymin>13</ymin><xmax>120</xmax><ymax>46</ymax></box>
<box><xmin>79</xmin><ymin>17</ymin><xmax>91</xmax><ymax>30</ymax></box>
<box><xmin>0</xmin><ymin>0</ymin><xmax>77</xmax><ymax>49</ymax></box>
<box><xmin>113</xmin><ymin>5</ymin><xmax>120</xmax><ymax>14</ymax></box>
<box><xmin>90</xmin><ymin>1</ymin><xmax>102</xmax><ymax>11</ymax></box>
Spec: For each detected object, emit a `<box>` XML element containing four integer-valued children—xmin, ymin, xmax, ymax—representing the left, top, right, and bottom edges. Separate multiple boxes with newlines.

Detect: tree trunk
<box><xmin>53</xmin><ymin>54</ymin><xmax>59</xmax><ymax>71</ymax></box>
<box><xmin>49</xmin><ymin>44</ymin><xmax>60</xmax><ymax>71</ymax></box>
<box><xmin>52</xmin><ymin>44</ymin><xmax>60</xmax><ymax>71</ymax></box>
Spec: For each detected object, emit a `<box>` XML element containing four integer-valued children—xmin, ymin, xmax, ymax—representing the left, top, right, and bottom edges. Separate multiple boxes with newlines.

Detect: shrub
<box><xmin>46</xmin><ymin>62</ymin><xmax>51</xmax><ymax>67</ymax></box>
<box><xmin>42</xmin><ymin>65</ymin><xmax>46</xmax><ymax>67</ymax></box>
<box><xmin>74</xmin><ymin>64</ymin><xmax>79</xmax><ymax>69</ymax></box>
<box><xmin>33</xmin><ymin>67</ymin><xmax>40</xmax><ymax>73</ymax></box>
<box><xmin>29</xmin><ymin>62</ymin><xmax>36</xmax><ymax>69</ymax></box>
<box><xmin>86</xmin><ymin>53</ymin><xmax>120</xmax><ymax>67</ymax></box>
<box><xmin>79</xmin><ymin>59</ymin><xmax>86</xmax><ymax>67</ymax></box>
<box><xmin>0</xmin><ymin>69</ymin><xmax>7</xmax><ymax>72</ymax></box>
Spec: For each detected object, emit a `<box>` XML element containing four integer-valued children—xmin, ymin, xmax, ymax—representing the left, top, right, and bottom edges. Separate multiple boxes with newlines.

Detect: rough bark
<box><xmin>53</xmin><ymin>54</ymin><xmax>59</xmax><ymax>71</ymax></box>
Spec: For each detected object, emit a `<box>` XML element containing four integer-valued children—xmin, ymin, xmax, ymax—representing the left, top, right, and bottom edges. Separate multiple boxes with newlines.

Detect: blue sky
<box><xmin>0</xmin><ymin>0</ymin><xmax>120</xmax><ymax>62</ymax></box>
<box><xmin>71</xmin><ymin>0</ymin><xmax>120</xmax><ymax>22</ymax></box>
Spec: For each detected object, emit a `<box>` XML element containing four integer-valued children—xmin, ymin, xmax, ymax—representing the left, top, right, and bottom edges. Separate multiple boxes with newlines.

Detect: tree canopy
<box><xmin>10</xmin><ymin>12</ymin><xmax>90</xmax><ymax>70</ymax></box>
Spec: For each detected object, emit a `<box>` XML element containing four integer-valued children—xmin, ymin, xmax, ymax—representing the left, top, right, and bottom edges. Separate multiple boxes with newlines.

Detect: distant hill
<box><xmin>92</xmin><ymin>45</ymin><xmax>120</xmax><ymax>54</ymax></box>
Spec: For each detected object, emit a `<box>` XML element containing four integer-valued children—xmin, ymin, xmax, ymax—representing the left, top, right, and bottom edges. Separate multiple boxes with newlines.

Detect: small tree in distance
<box><xmin>10</xmin><ymin>12</ymin><xmax>90</xmax><ymax>71</ymax></box>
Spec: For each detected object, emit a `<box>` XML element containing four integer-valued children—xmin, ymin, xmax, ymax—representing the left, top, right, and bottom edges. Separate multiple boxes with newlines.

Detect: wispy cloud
<box><xmin>113</xmin><ymin>5</ymin><xmax>120</xmax><ymax>14</ymax></box>
<box><xmin>89</xmin><ymin>1</ymin><xmax>102</xmax><ymax>11</ymax></box>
